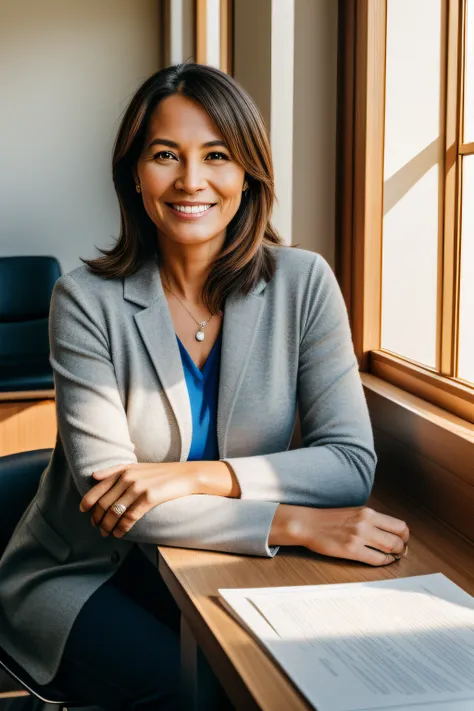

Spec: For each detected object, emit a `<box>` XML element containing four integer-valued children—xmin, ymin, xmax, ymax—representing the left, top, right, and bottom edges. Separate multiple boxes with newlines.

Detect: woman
<box><xmin>0</xmin><ymin>63</ymin><xmax>409</xmax><ymax>710</ymax></box>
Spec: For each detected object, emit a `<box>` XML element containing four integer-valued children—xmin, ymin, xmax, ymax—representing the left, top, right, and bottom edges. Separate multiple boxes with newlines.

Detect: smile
<box><xmin>166</xmin><ymin>203</ymin><xmax>216</xmax><ymax>219</ymax></box>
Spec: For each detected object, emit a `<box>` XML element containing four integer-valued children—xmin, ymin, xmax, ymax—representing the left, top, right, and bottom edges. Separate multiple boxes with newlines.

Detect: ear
<box><xmin>132</xmin><ymin>165</ymin><xmax>139</xmax><ymax>184</ymax></box>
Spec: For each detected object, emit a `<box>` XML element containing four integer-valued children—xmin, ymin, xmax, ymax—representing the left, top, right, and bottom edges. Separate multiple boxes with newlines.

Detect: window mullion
<box><xmin>440</xmin><ymin>0</ymin><xmax>462</xmax><ymax>377</ymax></box>
<box><xmin>352</xmin><ymin>0</ymin><xmax>386</xmax><ymax>371</ymax></box>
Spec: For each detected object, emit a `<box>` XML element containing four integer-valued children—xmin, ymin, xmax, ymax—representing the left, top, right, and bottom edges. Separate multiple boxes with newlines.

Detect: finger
<box><xmin>80</xmin><ymin>476</ymin><xmax>121</xmax><ymax>513</ymax></box>
<box><xmin>111</xmin><ymin>491</ymin><xmax>162</xmax><ymax>538</ymax></box>
<box><xmin>91</xmin><ymin>479</ymin><xmax>127</xmax><ymax>526</ymax></box>
<box><xmin>374</xmin><ymin>513</ymin><xmax>410</xmax><ymax>543</ymax></box>
<box><xmin>94</xmin><ymin>478</ymin><xmax>137</xmax><ymax>528</ymax></box>
<box><xmin>101</xmin><ymin>491</ymin><xmax>148</xmax><ymax>538</ymax></box>
<box><xmin>368</xmin><ymin>528</ymin><xmax>406</xmax><ymax>556</ymax></box>
<box><xmin>109</xmin><ymin>477</ymin><xmax>191</xmax><ymax>538</ymax></box>
<box><xmin>360</xmin><ymin>546</ymin><xmax>397</xmax><ymax>567</ymax></box>
<box><xmin>91</xmin><ymin>464</ymin><xmax>128</xmax><ymax>481</ymax></box>
<box><xmin>398</xmin><ymin>543</ymin><xmax>409</xmax><ymax>559</ymax></box>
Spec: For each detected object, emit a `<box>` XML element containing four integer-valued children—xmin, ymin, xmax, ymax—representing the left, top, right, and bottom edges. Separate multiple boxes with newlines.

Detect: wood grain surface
<box><xmin>158</xmin><ymin>481</ymin><xmax>474</xmax><ymax>710</ymax></box>
<box><xmin>0</xmin><ymin>399</ymin><xmax>57</xmax><ymax>456</ymax></box>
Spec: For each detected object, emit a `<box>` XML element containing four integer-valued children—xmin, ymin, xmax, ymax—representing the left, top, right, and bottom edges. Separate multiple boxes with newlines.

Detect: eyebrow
<box><xmin>147</xmin><ymin>138</ymin><xmax>228</xmax><ymax>151</ymax></box>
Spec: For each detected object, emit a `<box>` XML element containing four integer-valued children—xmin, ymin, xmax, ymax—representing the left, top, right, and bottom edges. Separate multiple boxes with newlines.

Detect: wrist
<box><xmin>182</xmin><ymin>462</ymin><xmax>202</xmax><ymax>496</ymax></box>
<box><xmin>268</xmin><ymin>504</ymin><xmax>309</xmax><ymax>547</ymax></box>
<box><xmin>191</xmin><ymin>460</ymin><xmax>241</xmax><ymax>498</ymax></box>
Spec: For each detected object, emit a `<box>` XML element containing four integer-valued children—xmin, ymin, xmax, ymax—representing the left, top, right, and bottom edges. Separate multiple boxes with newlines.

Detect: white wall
<box><xmin>0</xmin><ymin>0</ymin><xmax>161</xmax><ymax>274</ymax></box>
<box><xmin>271</xmin><ymin>0</ymin><xmax>295</xmax><ymax>246</ymax></box>
<box><xmin>0</xmin><ymin>0</ymin><xmax>338</xmax><ymax>273</ymax></box>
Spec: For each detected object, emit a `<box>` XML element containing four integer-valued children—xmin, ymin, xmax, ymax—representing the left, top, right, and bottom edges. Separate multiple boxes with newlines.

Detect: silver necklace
<box><xmin>162</xmin><ymin>271</ymin><xmax>214</xmax><ymax>342</ymax></box>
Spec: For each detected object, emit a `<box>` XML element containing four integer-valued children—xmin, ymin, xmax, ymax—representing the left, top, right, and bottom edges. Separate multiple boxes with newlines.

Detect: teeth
<box><xmin>171</xmin><ymin>204</ymin><xmax>213</xmax><ymax>214</ymax></box>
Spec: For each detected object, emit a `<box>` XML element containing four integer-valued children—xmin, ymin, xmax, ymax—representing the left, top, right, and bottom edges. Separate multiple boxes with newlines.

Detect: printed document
<box><xmin>219</xmin><ymin>574</ymin><xmax>474</xmax><ymax>711</ymax></box>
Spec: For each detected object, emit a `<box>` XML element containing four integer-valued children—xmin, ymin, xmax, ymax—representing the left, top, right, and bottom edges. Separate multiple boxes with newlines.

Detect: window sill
<box><xmin>370</xmin><ymin>350</ymin><xmax>474</xmax><ymax>424</ymax></box>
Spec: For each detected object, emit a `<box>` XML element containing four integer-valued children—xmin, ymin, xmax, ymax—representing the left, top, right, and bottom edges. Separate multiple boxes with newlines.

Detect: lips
<box><xmin>165</xmin><ymin>203</ymin><xmax>216</xmax><ymax>220</ymax></box>
<box><xmin>165</xmin><ymin>202</ymin><xmax>217</xmax><ymax>207</ymax></box>
<box><xmin>169</xmin><ymin>203</ymin><xmax>213</xmax><ymax>212</ymax></box>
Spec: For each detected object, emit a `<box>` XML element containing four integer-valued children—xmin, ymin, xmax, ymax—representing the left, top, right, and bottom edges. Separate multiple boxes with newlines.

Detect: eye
<box><xmin>206</xmin><ymin>152</ymin><xmax>229</xmax><ymax>161</ymax></box>
<box><xmin>153</xmin><ymin>151</ymin><xmax>176</xmax><ymax>161</ymax></box>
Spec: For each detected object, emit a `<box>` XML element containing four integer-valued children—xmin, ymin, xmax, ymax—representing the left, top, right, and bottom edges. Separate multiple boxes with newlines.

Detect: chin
<box><xmin>167</xmin><ymin>231</ymin><xmax>223</xmax><ymax>246</ymax></box>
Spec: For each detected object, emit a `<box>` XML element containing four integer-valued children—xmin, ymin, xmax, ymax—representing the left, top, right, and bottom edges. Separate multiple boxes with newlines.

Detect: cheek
<box><xmin>141</xmin><ymin>167</ymin><xmax>167</xmax><ymax>195</ymax></box>
<box><xmin>216</xmin><ymin>164</ymin><xmax>245</xmax><ymax>192</ymax></box>
<box><xmin>218</xmin><ymin>177</ymin><xmax>244</xmax><ymax>205</ymax></box>
<box><xmin>141</xmin><ymin>193</ymin><xmax>165</xmax><ymax>228</ymax></box>
<box><xmin>139</xmin><ymin>170</ymin><xmax>167</xmax><ymax>218</ymax></box>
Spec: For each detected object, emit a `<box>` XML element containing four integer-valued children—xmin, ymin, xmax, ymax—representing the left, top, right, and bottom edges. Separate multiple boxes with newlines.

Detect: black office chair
<box><xmin>0</xmin><ymin>257</ymin><xmax>61</xmax><ymax>392</ymax></box>
<box><xmin>0</xmin><ymin>449</ymin><xmax>86</xmax><ymax>710</ymax></box>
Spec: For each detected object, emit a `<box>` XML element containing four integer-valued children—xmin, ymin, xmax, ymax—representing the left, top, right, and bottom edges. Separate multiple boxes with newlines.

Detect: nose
<box><xmin>174</xmin><ymin>159</ymin><xmax>208</xmax><ymax>194</ymax></box>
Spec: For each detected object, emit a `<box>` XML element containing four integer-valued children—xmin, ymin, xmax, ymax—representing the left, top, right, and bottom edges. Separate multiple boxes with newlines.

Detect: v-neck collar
<box><xmin>176</xmin><ymin>331</ymin><xmax>222</xmax><ymax>380</ymax></box>
<box><xmin>124</xmin><ymin>257</ymin><xmax>268</xmax><ymax>461</ymax></box>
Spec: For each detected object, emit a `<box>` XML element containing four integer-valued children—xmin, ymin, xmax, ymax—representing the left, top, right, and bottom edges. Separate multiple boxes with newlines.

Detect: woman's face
<box><xmin>135</xmin><ymin>94</ymin><xmax>246</xmax><ymax>249</ymax></box>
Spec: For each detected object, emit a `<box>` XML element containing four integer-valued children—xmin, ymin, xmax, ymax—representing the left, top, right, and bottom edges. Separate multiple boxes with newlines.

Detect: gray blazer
<box><xmin>0</xmin><ymin>245</ymin><xmax>376</xmax><ymax>685</ymax></box>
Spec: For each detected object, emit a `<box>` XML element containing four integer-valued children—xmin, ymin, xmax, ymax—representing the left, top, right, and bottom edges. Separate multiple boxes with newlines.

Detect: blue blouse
<box><xmin>176</xmin><ymin>332</ymin><xmax>222</xmax><ymax>461</ymax></box>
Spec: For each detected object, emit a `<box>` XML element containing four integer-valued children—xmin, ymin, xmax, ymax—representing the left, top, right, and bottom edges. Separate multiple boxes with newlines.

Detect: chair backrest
<box><xmin>0</xmin><ymin>256</ymin><xmax>61</xmax><ymax>372</ymax></box>
<box><xmin>0</xmin><ymin>449</ymin><xmax>84</xmax><ymax>707</ymax></box>
<box><xmin>0</xmin><ymin>449</ymin><xmax>53</xmax><ymax>557</ymax></box>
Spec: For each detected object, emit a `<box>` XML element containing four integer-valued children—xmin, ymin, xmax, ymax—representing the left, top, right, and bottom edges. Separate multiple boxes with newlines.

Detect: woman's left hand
<box><xmin>79</xmin><ymin>462</ymin><xmax>199</xmax><ymax>538</ymax></box>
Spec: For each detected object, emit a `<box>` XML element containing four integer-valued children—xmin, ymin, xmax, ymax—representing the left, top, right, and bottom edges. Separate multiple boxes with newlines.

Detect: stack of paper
<box><xmin>218</xmin><ymin>574</ymin><xmax>474</xmax><ymax>711</ymax></box>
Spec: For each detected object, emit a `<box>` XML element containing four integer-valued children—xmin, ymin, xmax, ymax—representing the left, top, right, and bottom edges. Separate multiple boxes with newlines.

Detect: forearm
<box><xmin>121</xmin><ymin>495</ymin><xmax>279</xmax><ymax>557</ymax></box>
<box><xmin>188</xmin><ymin>444</ymin><xmax>375</xmax><ymax>514</ymax></box>
<box><xmin>190</xmin><ymin>460</ymin><xmax>241</xmax><ymax>498</ymax></box>
<box><xmin>83</xmin><ymin>460</ymin><xmax>276</xmax><ymax>556</ymax></box>
<box><xmin>223</xmin><ymin>443</ymin><xmax>376</xmax><ymax>509</ymax></box>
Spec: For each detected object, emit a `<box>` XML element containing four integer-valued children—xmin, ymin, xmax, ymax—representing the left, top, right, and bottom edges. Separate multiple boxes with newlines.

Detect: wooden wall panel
<box><xmin>373</xmin><ymin>426</ymin><xmax>474</xmax><ymax>544</ymax></box>
<box><xmin>363</xmin><ymin>373</ymin><xmax>474</xmax><ymax>543</ymax></box>
<box><xmin>0</xmin><ymin>400</ymin><xmax>57</xmax><ymax>456</ymax></box>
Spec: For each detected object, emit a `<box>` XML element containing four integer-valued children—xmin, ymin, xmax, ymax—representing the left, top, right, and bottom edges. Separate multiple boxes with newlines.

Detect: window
<box><xmin>337</xmin><ymin>0</ymin><xmax>474</xmax><ymax>424</ymax></box>
<box><xmin>459</xmin><ymin>0</ymin><xmax>474</xmax><ymax>383</ymax></box>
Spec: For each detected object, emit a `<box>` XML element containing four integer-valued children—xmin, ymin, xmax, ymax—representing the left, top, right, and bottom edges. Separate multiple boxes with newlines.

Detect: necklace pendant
<box><xmin>195</xmin><ymin>329</ymin><xmax>205</xmax><ymax>342</ymax></box>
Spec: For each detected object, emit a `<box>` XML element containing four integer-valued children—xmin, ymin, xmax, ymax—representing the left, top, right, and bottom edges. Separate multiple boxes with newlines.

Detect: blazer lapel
<box><xmin>124</xmin><ymin>261</ymin><xmax>192</xmax><ymax>462</ymax></box>
<box><xmin>217</xmin><ymin>279</ymin><xmax>266</xmax><ymax>458</ymax></box>
<box><xmin>124</xmin><ymin>260</ymin><xmax>268</xmax><ymax>462</ymax></box>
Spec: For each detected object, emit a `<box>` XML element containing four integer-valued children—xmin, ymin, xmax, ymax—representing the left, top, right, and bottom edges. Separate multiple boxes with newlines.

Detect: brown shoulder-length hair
<box><xmin>84</xmin><ymin>62</ymin><xmax>285</xmax><ymax>313</ymax></box>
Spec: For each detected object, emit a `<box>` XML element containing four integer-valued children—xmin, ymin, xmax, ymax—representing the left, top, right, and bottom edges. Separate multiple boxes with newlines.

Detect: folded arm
<box><xmin>50</xmin><ymin>257</ymin><xmax>376</xmax><ymax>558</ymax></box>
<box><xmin>50</xmin><ymin>274</ymin><xmax>278</xmax><ymax>557</ymax></box>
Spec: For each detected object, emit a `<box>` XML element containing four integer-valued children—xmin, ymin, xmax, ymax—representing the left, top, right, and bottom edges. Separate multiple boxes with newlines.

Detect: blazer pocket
<box><xmin>26</xmin><ymin>503</ymin><xmax>71</xmax><ymax>563</ymax></box>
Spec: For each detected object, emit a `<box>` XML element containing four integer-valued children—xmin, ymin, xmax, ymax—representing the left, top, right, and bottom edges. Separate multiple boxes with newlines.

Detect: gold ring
<box><xmin>111</xmin><ymin>503</ymin><xmax>127</xmax><ymax>516</ymax></box>
<box><xmin>393</xmin><ymin>544</ymin><xmax>408</xmax><ymax>560</ymax></box>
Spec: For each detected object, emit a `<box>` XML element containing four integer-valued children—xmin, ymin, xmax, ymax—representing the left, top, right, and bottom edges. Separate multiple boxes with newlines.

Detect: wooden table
<box><xmin>158</xmin><ymin>482</ymin><xmax>474</xmax><ymax>710</ymax></box>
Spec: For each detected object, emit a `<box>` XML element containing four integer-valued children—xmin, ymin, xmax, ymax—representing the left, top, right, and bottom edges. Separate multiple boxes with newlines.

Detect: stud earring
<box><xmin>135</xmin><ymin>183</ymin><xmax>141</xmax><ymax>194</ymax></box>
<box><xmin>242</xmin><ymin>181</ymin><xmax>248</xmax><ymax>192</ymax></box>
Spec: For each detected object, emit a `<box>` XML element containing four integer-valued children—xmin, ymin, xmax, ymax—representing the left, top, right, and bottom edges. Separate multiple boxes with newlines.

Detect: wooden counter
<box><xmin>158</xmin><ymin>480</ymin><xmax>474</xmax><ymax>710</ymax></box>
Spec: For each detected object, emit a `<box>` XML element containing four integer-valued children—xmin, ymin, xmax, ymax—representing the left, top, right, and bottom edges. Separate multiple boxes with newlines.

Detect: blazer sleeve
<box><xmin>49</xmin><ymin>273</ymin><xmax>278</xmax><ymax>557</ymax></box>
<box><xmin>222</xmin><ymin>255</ymin><xmax>377</xmax><ymax>508</ymax></box>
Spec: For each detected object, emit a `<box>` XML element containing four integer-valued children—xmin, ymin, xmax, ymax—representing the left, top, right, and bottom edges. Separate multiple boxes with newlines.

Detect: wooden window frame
<box><xmin>336</xmin><ymin>0</ymin><xmax>474</xmax><ymax>425</ymax></box>
<box><xmin>196</xmin><ymin>0</ymin><xmax>233</xmax><ymax>74</ymax></box>
<box><xmin>160</xmin><ymin>0</ymin><xmax>233</xmax><ymax>75</ymax></box>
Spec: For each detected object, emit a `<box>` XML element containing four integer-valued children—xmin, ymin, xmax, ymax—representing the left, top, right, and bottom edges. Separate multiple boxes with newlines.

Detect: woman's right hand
<box><xmin>269</xmin><ymin>504</ymin><xmax>409</xmax><ymax>566</ymax></box>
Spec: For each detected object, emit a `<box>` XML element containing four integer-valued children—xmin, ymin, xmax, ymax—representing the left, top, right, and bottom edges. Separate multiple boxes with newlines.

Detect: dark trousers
<box><xmin>51</xmin><ymin>544</ymin><xmax>183</xmax><ymax>711</ymax></box>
